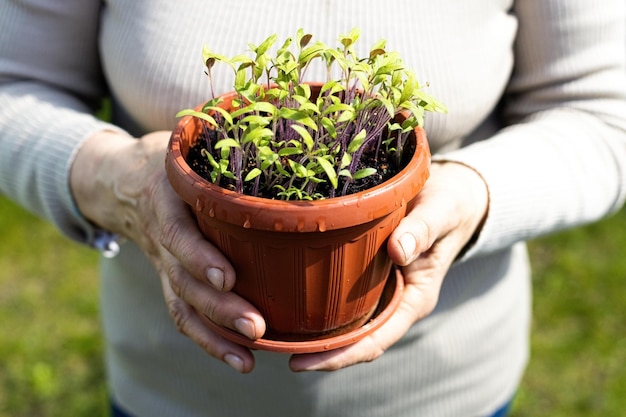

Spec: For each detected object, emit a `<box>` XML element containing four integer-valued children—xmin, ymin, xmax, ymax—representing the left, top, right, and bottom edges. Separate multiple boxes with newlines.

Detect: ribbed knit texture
<box><xmin>2</xmin><ymin>1</ymin><xmax>626</xmax><ymax>416</ymax></box>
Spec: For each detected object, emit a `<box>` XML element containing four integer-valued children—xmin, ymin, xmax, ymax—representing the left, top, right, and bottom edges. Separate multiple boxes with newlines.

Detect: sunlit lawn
<box><xmin>1</xmin><ymin>195</ymin><xmax>625</xmax><ymax>416</ymax></box>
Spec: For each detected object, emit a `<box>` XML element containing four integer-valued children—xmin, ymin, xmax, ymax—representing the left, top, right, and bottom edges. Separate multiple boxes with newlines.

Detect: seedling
<box><xmin>177</xmin><ymin>28</ymin><xmax>445</xmax><ymax>200</ymax></box>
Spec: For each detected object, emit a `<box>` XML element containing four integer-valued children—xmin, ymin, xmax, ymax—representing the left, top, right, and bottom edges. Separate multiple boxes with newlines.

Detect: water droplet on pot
<box><xmin>243</xmin><ymin>216</ymin><xmax>251</xmax><ymax>229</ymax></box>
<box><xmin>297</xmin><ymin>219</ymin><xmax>305</xmax><ymax>231</ymax></box>
<box><xmin>273</xmin><ymin>220</ymin><xmax>284</xmax><ymax>231</ymax></box>
<box><xmin>208</xmin><ymin>208</ymin><xmax>215</xmax><ymax>218</ymax></box>
<box><xmin>317</xmin><ymin>219</ymin><xmax>327</xmax><ymax>232</ymax></box>
<box><xmin>195</xmin><ymin>198</ymin><xmax>205</xmax><ymax>212</ymax></box>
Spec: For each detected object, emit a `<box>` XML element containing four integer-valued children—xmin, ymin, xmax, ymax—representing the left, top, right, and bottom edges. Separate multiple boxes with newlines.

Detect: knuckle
<box><xmin>166</xmin><ymin>297</ymin><xmax>192</xmax><ymax>334</ymax></box>
<box><xmin>159</xmin><ymin>215</ymin><xmax>183</xmax><ymax>252</ymax></box>
<box><xmin>159</xmin><ymin>216</ymin><xmax>204</xmax><ymax>266</ymax></box>
<box><xmin>364</xmin><ymin>342</ymin><xmax>385</xmax><ymax>364</ymax></box>
<box><xmin>415</xmin><ymin>218</ymin><xmax>435</xmax><ymax>249</ymax></box>
<box><xmin>167</xmin><ymin>263</ymin><xmax>189</xmax><ymax>298</ymax></box>
<box><xmin>198</xmin><ymin>295</ymin><xmax>221</xmax><ymax>322</ymax></box>
<box><xmin>194</xmin><ymin>334</ymin><xmax>220</xmax><ymax>357</ymax></box>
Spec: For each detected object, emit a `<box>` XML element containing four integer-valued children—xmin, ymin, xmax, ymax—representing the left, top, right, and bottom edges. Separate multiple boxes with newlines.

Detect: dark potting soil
<box><xmin>186</xmin><ymin>132</ymin><xmax>415</xmax><ymax>200</ymax></box>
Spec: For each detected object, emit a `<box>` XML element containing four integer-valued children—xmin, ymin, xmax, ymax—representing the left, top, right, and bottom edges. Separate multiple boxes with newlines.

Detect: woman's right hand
<box><xmin>70</xmin><ymin>130</ymin><xmax>266</xmax><ymax>373</ymax></box>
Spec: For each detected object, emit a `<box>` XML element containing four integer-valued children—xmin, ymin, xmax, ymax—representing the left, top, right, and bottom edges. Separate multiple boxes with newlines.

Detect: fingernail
<box><xmin>206</xmin><ymin>268</ymin><xmax>224</xmax><ymax>290</ymax></box>
<box><xmin>235</xmin><ymin>318</ymin><xmax>256</xmax><ymax>340</ymax></box>
<box><xmin>224</xmin><ymin>353</ymin><xmax>245</xmax><ymax>373</ymax></box>
<box><xmin>398</xmin><ymin>233</ymin><xmax>417</xmax><ymax>263</ymax></box>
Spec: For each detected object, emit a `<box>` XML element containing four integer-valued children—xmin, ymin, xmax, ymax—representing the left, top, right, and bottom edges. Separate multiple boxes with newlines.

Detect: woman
<box><xmin>1</xmin><ymin>1</ymin><xmax>625</xmax><ymax>416</ymax></box>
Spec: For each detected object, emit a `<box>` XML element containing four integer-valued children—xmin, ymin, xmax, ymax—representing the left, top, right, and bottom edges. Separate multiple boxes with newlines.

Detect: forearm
<box><xmin>0</xmin><ymin>0</ymin><xmax>118</xmax><ymax>244</ymax></box>
<box><xmin>0</xmin><ymin>83</ymin><xmax>126</xmax><ymax>244</ymax></box>
<box><xmin>69</xmin><ymin>130</ymin><xmax>170</xmax><ymax>242</ymax></box>
<box><xmin>435</xmin><ymin>0</ymin><xmax>626</xmax><ymax>258</ymax></box>
<box><xmin>437</xmin><ymin>108</ymin><xmax>626</xmax><ymax>258</ymax></box>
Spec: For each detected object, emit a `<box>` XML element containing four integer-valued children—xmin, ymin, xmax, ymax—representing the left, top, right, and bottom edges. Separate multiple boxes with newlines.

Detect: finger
<box><xmin>388</xmin><ymin>162</ymin><xmax>489</xmax><ymax>267</ymax></box>
<box><xmin>152</xmin><ymin>180</ymin><xmax>237</xmax><ymax>292</ymax></box>
<box><xmin>159</xmin><ymin>270</ymin><xmax>256</xmax><ymax>373</ymax></box>
<box><xmin>290</xmin><ymin>242</ymin><xmax>458</xmax><ymax>372</ymax></box>
<box><xmin>387</xmin><ymin>192</ymin><xmax>455</xmax><ymax>266</ymax></box>
<box><xmin>162</xmin><ymin>249</ymin><xmax>266</xmax><ymax>340</ymax></box>
<box><xmin>289</xmin><ymin>271</ymin><xmax>423</xmax><ymax>371</ymax></box>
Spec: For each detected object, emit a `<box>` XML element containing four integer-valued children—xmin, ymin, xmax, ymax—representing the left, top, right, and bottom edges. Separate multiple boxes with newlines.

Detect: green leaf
<box><xmin>239</xmin><ymin>115</ymin><xmax>271</xmax><ymax>126</ymax></box>
<box><xmin>244</xmin><ymin>168</ymin><xmax>263</xmax><ymax>182</ymax></box>
<box><xmin>320</xmin><ymin>80</ymin><xmax>344</xmax><ymax>96</ymax></box>
<box><xmin>277</xmin><ymin>147</ymin><xmax>303</xmax><ymax>156</ymax></box>
<box><xmin>273</xmin><ymin>160</ymin><xmax>291</xmax><ymax>177</ymax></box>
<box><xmin>336</xmin><ymin>108</ymin><xmax>356</xmax><ymax>124</ymax></box>
<box><xmin>347</xmin><ymin>129</ymin><xmax>367</xmax><ymax>153</ymax></box>
<box><xmin>401</xmin><ymin>117</ymin><xmax>419</xmax><ymax>132</ymax></box>
<box><xmin>219</xmin><ymin>159</ymin><xmax>232</xmax><ymax>175</ymax></box>
<box><xmin>294</xmin><ymin>83</ymin><xmax>311</xmax><ymax>100</ymax></box>
<box><xmin>375</xmin><ymin>61</ymin><xmax>405</xmax><ymax>77</ymax></box>
<box><xmin>338</xmin><ymin>168</ymin><xmax>352</xmax><ymax>178</ymax></box>
<box><xmin>353</xmin><ymin>167</ymin><xmax>377</xmax><ymax>180</ymax></box>
<box><xmin>322</xmin><ymin>103</ymin><xmax>354</xmax><ymax>116</ymax></box>
<box><xmin>298</xmin><ymin>42</ymin><xmax>326</xmax><ymax>64</ymax></box>
<box><xmin>324</xmin><ymin>48</ymin><xmax>347</xmax><ymax>70</ymax></box>
<box><xmin>241</xmin><ymin>127</ymin><xmax>274</xmax><ymax>144</ymax></box>
<box><xmin>288</xmin><ymin>160</ymin><xmax>309</xmax><ymax>178</ymax></box>
<box><xmin>399</xmin><ymin>72</ymin><xmax>418</xmax><ymax>104</ymax></box>
<box><xmin>400</xmin><ymin>101</ymin><xmax>425</xmax><ymax>126</ymax></box>
<box><xmin>320</xmin><ymin>117</ymin><xmax>337</xmax><ymax>139</ymax></box>
<box><xmin>201</xmin><ymin>149</ymin><xmax>220</xmax><ymax>170</ymax></box>
<box><xmin>203</xmin><ymin>106</ymin><xmax>234</xmax><ymax>126</ymax></box>
<box><xmin>297</xmin><ymin>29</ymin><xmax>313</xmax><ymax>49</ymax></box>
<box><xmin>234</xmin><ymin>67</ymin><xmax>247</xmax><ymax>90</ymax></box>
<box><xmin>290</xmin><ymin>124</ymin><xmax>315</xmax><ymax>151</ymax></box>
<box><xmin>255</xmin><ymin>33</ymin><xmax>278</xmax><ymax>56</ymax></box>
<box><xmin>297</xmin><ymin>101</ymin><xmax>320</xmax><ymax>115</ymax></box>
<box><xmin>258</xmin><ymin>145</ymin><xmax>277</xmax><ymax>158</ymax></box>
<box><xmin>276</xmin><ymin>60</ymin><xmax>299</xmax><ymax>78</ymax></box>
<box><xmin>175</xmin><ymin>109</ymin><xmax>218</xmax><ymax>128</ymax></box>
<box><xmin>214</xmin><ymin>138</ymin><xmax>241</xmax><ymax>149</ymax></box>
<box><xmin>315</xmin><ymin>156</ymin><xmax>338</xmax><ymax>189</ymax></box>
<box><xmin>250</xmin><ymin>101</ymin><xmax>278</xmax><ymax>115</ymax></box>
<box><xmin>340</xmin><ymin>152</ymin><xmax>352</xmax><ymax>169</ymax></box>
<box><xmin>278</xmin><ymin>108</ymin><xmax>318</xmax><ymax>131</ymax></box>
<box><xmin>377</xmin><ymin>96</ymin><xmax>395</xmax><ymax>119</ymax></box>
<box><xmin>339</xmin><ymin>27</ymin><xmax>360</xmax><ymax>48</ymax></box>
<box><xmin>201</xmin><ymin>46</ymin><xmax>228</xmax><ymax>70</ymax></box>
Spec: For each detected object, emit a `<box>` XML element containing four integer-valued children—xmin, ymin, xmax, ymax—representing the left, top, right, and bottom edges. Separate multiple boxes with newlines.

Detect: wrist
<box><xmin>430</xmin><ymin>161</ymin><xmax>490</xmax><ymax>258</ymax></box>
<box><xmin>69</xmin><ymin>130</ymin><xmax>137</xmax><ymax>234</ymax></box>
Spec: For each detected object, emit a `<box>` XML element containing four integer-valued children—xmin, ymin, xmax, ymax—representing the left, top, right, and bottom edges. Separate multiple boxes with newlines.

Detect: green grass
<box><xmin>1</xmin><ymin>194</ymin><xmax>625</xmax><ymax>416</ymax></box>
<box><xmin>513</xmin><ymin>208</ymin><xmax>626</xmax><ymax>417</ymax></box>
<box><xmin>0</xmin><ymin>197</ymin><xmax>107</xmax><ymax>417</ymax></box>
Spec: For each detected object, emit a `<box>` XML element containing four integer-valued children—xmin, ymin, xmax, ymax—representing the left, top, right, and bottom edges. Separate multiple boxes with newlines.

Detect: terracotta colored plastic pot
<box><xmin>165</xmin><ymin>84</ymin><xmax>431</xmax><ymax>352</ymax></box>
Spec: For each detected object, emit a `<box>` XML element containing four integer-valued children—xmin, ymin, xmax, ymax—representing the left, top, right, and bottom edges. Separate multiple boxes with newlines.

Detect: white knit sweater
<box><xmin>2</xmin><ymin>1</ymin><xmax>626</xmax><ymax>416</ymax></box>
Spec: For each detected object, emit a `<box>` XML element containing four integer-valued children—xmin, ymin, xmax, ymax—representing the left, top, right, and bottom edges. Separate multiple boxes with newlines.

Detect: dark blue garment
<box><xmin>111</xmin><ymin>402</ymin><xmax>134</xmax><ymax>417</ymax></box>
<box><xmin>489</xmin><ymin>397</ymin><xmax>513</xmax><ymax>417</ymax></box>
<box><xmin>111</xmin><ymin>397</ymin><xmax>514</xmax><ymax>417</ymax></box>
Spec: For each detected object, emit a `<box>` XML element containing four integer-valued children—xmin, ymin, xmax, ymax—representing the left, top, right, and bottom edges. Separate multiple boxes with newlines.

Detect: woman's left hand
<box><xmin>288</xmin><ymin>161</ymin><xmax>489</xmax><ymax>371</ymax></box>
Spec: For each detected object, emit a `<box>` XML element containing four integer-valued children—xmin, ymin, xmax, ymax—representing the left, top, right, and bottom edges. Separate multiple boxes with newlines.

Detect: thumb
<box><xmin>388</xmin><ymin>202</ymin><xmax>444</xmax><ymax>266</ymax></box>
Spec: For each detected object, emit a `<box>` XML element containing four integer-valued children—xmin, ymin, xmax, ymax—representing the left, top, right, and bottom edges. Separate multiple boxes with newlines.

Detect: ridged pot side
<box><xmin>165</xmin><ymin>87</ymin><xmax>431</xmax><ymax>341</ymax></box>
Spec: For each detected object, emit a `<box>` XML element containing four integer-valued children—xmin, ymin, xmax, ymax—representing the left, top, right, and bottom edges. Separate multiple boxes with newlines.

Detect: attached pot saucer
<box><xmin>200</xmin><ymin>267</ymin><xmax>405</xmax><ymax>354</ymax></box>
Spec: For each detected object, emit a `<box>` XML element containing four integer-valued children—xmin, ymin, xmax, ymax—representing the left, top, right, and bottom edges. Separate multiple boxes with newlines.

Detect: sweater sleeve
<box><xmin>0</xmin><ymin>0</ymin><xmax>128</xmax><ymax>245</ymax></box>
<box><xmin>434</xmin><ymin>0</ymin><xmax>626</xmax><ymax>259</ymax></box>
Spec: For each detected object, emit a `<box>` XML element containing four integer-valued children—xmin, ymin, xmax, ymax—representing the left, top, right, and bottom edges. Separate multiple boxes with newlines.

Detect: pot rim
<box><xmin>165</xmin><ymin>88</ymin><xmax>431</xmax><ymax>232</ymax></box>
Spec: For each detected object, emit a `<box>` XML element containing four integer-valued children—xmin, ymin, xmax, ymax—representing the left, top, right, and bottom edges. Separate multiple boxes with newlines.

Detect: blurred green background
<box><xmin>1</xmin><ymin>195</ymin><xmax>625</xmax><ymax>417</ymax></box>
